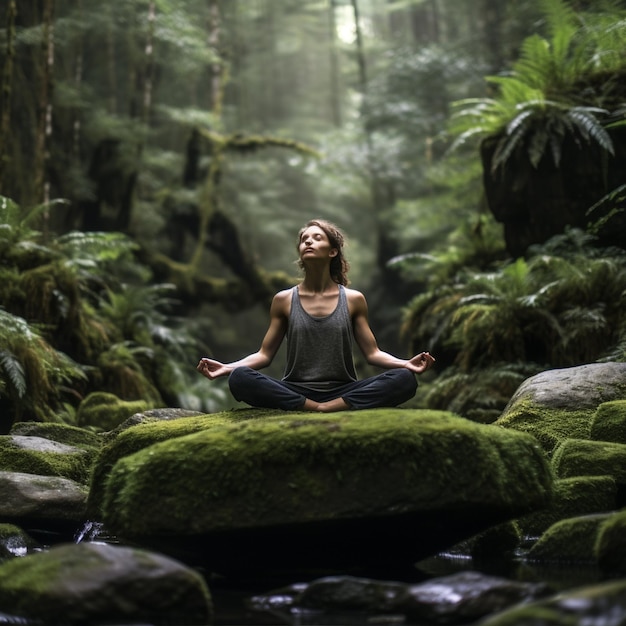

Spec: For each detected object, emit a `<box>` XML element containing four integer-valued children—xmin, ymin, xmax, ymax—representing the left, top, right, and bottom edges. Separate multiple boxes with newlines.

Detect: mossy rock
<box><xmin>479</xmin><ymin>579</ymin><xmax>626</xmax><ymax>626</ymax></box>
<box><xmin>0</xmin><ymin>542</ymin><xmax>213</xmax><ymax>625</ymax></box>
<box><xmin>527</xmin><ymin>513</ymin><xmax>612</xmax><ymax>563</ymax></box>
<box><xmin>100</xmin><ymin>409</ymin><xmax>553</xmax><ymax>569</ymax></box>
<box><xmin>495</xmin><ymin>363</ymin><xmax>626</xmax><ymax>453</ymax></box>
<box><xmin>596</xmin><ymin>509</ymin><xmax>626</xmax><ymax>575</ymax></box>
<box><xmin>590</xmin><ymin>400</ymin><xmax>626</xmax><ymax>444</ymax></box>
<box><xmin>0</xmin><ymin>436</ymin><xmax>95</xmax><ymax>484</ymax></box>
<box><xmin>87</xmin><ymin>408</ymin><xmax>270</xmax><ymax>517</ymax></box>
<box><xmin>76</xmin><ymin>392</ymin><xmax>154</xmax><ymax>432</ymax></box>
<box><xmin>516</xmin><ymin>475</ymin><xmax>617</xmax><ymax>538</ymax></box>
<box><xmin>551</xmin><ymin>439</ymin><xmax>626</xmax><ymax>503</ymax></box>
<box><xmin>10</xmin><ymin>422</ymin><xmax>102</xmax><ymax>451</ymax></box>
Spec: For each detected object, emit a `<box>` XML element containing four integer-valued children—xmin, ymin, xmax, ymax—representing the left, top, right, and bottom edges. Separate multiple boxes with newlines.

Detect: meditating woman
<box><xmin>197</xmin><ymin>219</ymin><xmax>435</xmax><ymax>412</ymax></box>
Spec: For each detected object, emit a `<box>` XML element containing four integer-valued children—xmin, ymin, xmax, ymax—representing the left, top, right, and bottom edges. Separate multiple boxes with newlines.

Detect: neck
<box><xmin>300</xmin><ymin>266</ymin><xmax>337</xmax><ymax>294</ymax></box>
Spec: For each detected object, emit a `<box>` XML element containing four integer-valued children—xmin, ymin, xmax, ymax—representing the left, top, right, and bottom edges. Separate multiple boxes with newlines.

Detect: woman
<box><xmin>197</xmin><ymin>219</ymin><xmax>435</xmax><ymax>412</ymax></box>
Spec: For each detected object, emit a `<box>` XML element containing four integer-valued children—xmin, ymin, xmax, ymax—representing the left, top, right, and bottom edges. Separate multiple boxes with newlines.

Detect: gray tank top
<box><xmin>282</xmin><ymin>285</ymin><xmax>357</xmax><ymax>392</ymax></box>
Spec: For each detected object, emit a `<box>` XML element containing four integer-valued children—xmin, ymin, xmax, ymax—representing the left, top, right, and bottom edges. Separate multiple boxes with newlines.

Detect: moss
<box><xmin>100</xmin><ymin>409</ymin><xmax>553</xmax><ymax>539</ymax></box>
<box><xmin>9</xmin><ymin>422</ymin><xmax>102</xmax><ymax>451</ymax></box>
<box><xmin>590</xmin><ymin>400</ymin><xmax>626</xmax><ymax>443</ymax></box>
<box><xmin>595</xmin><ymin>509</ymin><xmax>626</xmax><ymax>575</ymax></box>
<box><xmin>495</xmin><ymin>399</ymin><xmax>594</xmax><ymax>453</ymax></box>
<box><xmin>0</xmin><ymin>436</ymin><xmax>95</xmax><ymax>484</ymax></box>
<box><xmin>517</xmin><ymin>475</ymin><xmax>617</xmax><ymax>538</ymax></box>
<box><xmin>551</xmin><ymin>439</ymin><xmax>626</xmax><ymax>490</ymax></box>
<box><xmin>527</xmin><ymin>513</ymin><xmax>612</xmax><ymax>563</ymax></box>
<box><xmin>76</xmin><ymin>392</ymin><xmax>153</xmax><ymax>432</ymax></box>
<box><xmin>87</xmin><ymin>408</ymin><xmax>271</xmax><ymax>516</ymax></box>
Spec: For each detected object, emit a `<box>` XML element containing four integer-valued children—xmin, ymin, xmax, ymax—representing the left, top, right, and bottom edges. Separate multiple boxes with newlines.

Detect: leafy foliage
<box><xmin>449</xmin><ymin>0</ymin><xmax>626</xmax><ymax>173</ymax></box>
<box><xmin>402</xmin><ymin>229</ymin><xmax>626</xmax><ymax>418</ymax></box>
<box><xmin>0</xmin><ymin>195</ymin><xmax>229</xmax><ymax>429</ymax></box>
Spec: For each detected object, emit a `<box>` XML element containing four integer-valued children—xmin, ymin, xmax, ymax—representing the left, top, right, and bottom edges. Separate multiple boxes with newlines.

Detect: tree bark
<box><xmin>0</xmin><ymin>0</ymin><xmax>17</xmax><ymax>190</ymax></box>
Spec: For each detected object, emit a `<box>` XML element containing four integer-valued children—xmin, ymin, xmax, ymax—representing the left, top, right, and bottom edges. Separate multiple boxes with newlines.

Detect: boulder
<box><xmin>495</xmin><ymin>363</ymin><xmax>626</xmax><ymax>452</ymax></box>
<box><xmin>0</xmin><ymin>471</ymin><xmax>87</xmax><ymax>528</ymax></box>
<box><xmin>99</xmin><ymin>409</ymin><xmax>553</xmax><ymax>570</ymax></box>
<box><xmin>0</xmin><ymin>542</ymin><xmax>213</xmax><ymax>625</ymax></box>
<box><xmin>0</xmin><ymin>435</ymin><xmax>95</xmax><ymax>484</ymax></box>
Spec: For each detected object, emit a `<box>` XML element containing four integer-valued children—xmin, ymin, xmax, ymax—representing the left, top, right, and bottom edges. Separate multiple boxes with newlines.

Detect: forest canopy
<box><xmin>1</xmin><ymin>0</ymin><xmax>625</xmax><ymax>429</ymax></box>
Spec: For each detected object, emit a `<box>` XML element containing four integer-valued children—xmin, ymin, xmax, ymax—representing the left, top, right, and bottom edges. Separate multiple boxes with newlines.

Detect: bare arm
<box><xmin>197</xmin><ymin>290</ymin><xmax>289</xmax><ymax>379</ymax></box>
<box><xmin>349</xmin><ymin>290</ymin><xmax>435</xmax><ymax>373</ymax></box>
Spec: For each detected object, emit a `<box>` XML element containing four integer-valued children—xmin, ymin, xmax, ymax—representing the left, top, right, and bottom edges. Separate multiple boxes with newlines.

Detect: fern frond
<box><xmin>0</xmin><ymin>350</ymin><xmax>26</xmax><ymax>399</ymax></box>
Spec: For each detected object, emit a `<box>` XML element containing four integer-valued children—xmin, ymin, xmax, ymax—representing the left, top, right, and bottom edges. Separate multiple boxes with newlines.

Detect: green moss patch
<box><xmin>87</xmin><ymin>408</ymin><xmax>275</xmax><ymax>516</ymax></box>
<box><xmin>495</xmin><ymin>399</ymin><xmax>593</xmax><ymax>453</ymax></box>
<box><xmin>552</xmin><ymin>439</ymin><xmax>626</xmax><ymax>490</ymax></box>
<box><xmin>591</xmin><ymin>400</ymin><xmax>626</xmax><ymax>444</ymax></box>
<box><xmin>0</xmin><ymin>436</ymin><xmax>95</xmax><ymax>484</ymax></box>
<box><xmin>596</xmin><ymin>509</ymin><xmax>626</xmax><ymax>575</ymax></box>
<box><xmin>517</xmin><ymin>475</ymin><xmax>617</xmax><ymax>538</ymax></box>
<box><xmin>527</xmin><ymin>513</ymin><xmax>612</xmax><ymax>563</ymax></box>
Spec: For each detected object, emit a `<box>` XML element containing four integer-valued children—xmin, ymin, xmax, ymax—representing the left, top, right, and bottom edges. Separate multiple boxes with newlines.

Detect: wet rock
<box><xmin>478</xmin><ymin>578</ymin><xmax>626</xmax><ymax>626</ymax></box>
<box><xmin>0</xmin><ymin>524</ymin><xmax>38</xmax><ymax>561</ymax></box>
<box><xmin>0</xmin><ymin>542</ymin><xmax>213</xmax><ymax>625</ymax></box>
<box><xmin>98</xmin><ymin>410</ymin><xmax>553</xmax><ymax>569</ymax></box>
<box><xmin>398</xmin><ymin>571</ymin><xmax>551</xmax><ymax>624</ymax></box>
<box><xmin>298</xmin><ymin>575</ymin><xmax>407</xmax><ymax>612</ymax></box>
<box><xmin>0</xmin><ymin>471</ymin><xmax>87</xmax><ymax>525</ymax></box>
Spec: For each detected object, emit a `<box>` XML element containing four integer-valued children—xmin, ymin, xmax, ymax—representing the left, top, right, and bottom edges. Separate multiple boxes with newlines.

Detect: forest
<box><xmin>1</xmin><ymin>0</ymin><xmax>625</xmax><ymax>432</ymax></box>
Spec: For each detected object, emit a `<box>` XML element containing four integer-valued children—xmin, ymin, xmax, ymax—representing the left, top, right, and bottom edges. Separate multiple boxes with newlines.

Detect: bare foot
<box><xmin>316</xmin><ymin>398</ymin><xmax>350</xmax><ymax>413</ymax></box>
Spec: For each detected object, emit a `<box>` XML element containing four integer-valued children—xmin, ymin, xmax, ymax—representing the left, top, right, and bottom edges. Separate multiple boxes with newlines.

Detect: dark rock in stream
<box><xmin>249</xmin><ymin>572</ymin><xmax>552</xmax><ymax>625</ymax></box>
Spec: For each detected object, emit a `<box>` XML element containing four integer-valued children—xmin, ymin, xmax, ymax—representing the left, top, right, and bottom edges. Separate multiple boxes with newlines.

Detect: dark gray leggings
<box><xmin>228</xmin><ymin>366</ymin><xmax>418</xmax><ymax>411</ymax></box>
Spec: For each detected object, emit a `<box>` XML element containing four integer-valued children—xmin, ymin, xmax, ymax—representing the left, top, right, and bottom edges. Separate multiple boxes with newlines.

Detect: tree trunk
<box><xmin>0</xmin><ymin>0</ymin><xmax>17</xmax><ymax>190</ymax></box>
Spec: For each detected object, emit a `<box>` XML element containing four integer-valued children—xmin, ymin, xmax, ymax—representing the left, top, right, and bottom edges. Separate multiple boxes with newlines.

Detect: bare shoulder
<box><xmin>271</xmin><ymin>288</ymin><xmax>294</xmax><ymax>316</ymax></box>
<box><xmin>344</xmin><ymin>287</ymin><xmax>368</xmax><ymax>315</ymax></box>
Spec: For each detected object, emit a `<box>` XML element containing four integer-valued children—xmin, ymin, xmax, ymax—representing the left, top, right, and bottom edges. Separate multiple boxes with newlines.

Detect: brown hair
<box><xmin>297</xmin><ymin>219</ymin><xmax>350</xmax><ymax>286</ymax></box>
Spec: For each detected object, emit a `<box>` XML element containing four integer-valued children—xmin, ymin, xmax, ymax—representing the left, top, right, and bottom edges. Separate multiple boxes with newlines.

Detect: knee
<box><xmin>228</xmin><ymin>366</ymin><xmax>255</xmax><ymax>393</ymax></box>
<box><xmin>393</xmin><ymin>368</ymin><xmax>418</xmax><ymax>394</ymax></box>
